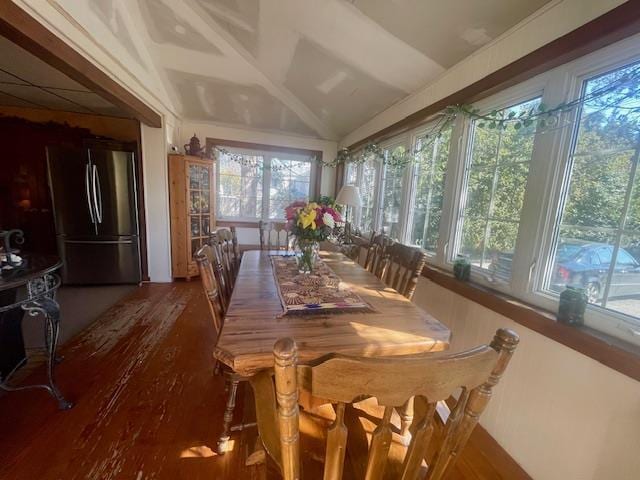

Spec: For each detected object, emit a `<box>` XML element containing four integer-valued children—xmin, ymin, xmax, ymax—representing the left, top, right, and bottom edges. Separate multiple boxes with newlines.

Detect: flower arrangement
<box><xmin>285</xmin><ymin>199</ymin><xmax>343</xmax><ymax>272</ymax></box>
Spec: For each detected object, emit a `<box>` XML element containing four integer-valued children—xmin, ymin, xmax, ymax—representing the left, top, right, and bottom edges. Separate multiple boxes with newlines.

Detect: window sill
<box><xmin>421</xmin><ymin>264</ymin><xmax>640</xmax><ymax>382</ymax></box>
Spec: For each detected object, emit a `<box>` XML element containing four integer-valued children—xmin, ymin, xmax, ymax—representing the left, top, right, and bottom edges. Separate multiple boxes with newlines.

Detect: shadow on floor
<box><xmin>22</xmin><ymin>284</ymin><xmax>138</xmax><ymax>348</ymax></box>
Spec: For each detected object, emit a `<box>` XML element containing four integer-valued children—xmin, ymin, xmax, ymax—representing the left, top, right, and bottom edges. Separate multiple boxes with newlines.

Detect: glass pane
<box><xmin>201</xmin><ymin>191</ymin><xmax>210</xmax><ymax>214</ymax></box>
<box><xmin>190</xmin><ymin>191</ymin><xmax>200</xmax><ymax>214</ymax></box>
<box><xmin>548</xmin><ymin>227</ymin><xmax>616</xmax><ymax>306</ymax></box>
<box><xmin>217</xmin><ymin>151</ymin><xmax>263</xmax><ymax>219</ymax></box>
<box><xmin>605</xmin><ymin>235</ymin><xmax>640</xmax><ymax>317</ymax></box>
<box><xmin>200</xmin><ymin>166</ymin><xmax>210</xmax><ymax>189</ymax></box>
<box><xmin>493</xmin><ymin>163</ymin><xmax>530</xmax><ymax>221</ymax></box>
<box><xmin>191</xmin><ymin>238</ymin><xmax>201</xmax><ymax>256</ymax></box>
<box><xmin>269</xmin><ymin>157</ymin><xmax>311</xmax><ymax>219</ymax></box>
<box><xmin>190</xmin><ymin>215</ymin><xmax>200</xmax><ymax>237</ymax></box>
<box><xmin>359</xmin><ymin>159</ymin><xmax>377</xmax><ymax>232</ymax></box>
<box><xmin>202</xmin><ymin>215</ymin><xmax>210</xmax><ymax>235</ymax></box>
<box><xmin>456</xmin><ymin>97</ymin><xmax>540</xmax><ymax>279</ymax></box>
<box><xmin>189</xmin><ymin>164</ymin><xmax>200</xmax><ymax>189</ymax></box>
<box><xmin>381</xmin><ymin>145</ymin><xmax>405</xmax><ymax>240</ymax></box>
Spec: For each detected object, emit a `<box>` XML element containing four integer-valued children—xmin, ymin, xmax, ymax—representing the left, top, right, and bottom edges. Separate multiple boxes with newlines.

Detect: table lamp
<box><xmin>335</xmin><ymin>185</ymin><xmax>362</xmax><ymax>224</ymax></box>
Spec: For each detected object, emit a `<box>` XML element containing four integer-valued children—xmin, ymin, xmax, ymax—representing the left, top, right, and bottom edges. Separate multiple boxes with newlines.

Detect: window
<box><xmin>216</xmin><ymin>146</ymin><xmax>316</xmax><ymax>221</ymax></box>
<box><xmin>380</xmin><ymin>144</ymin><xmax>407</xmax><ymax>240</ymax></box>
<box><xmin>407</xmin><ymin>126</ymin><xmax>452</xmax><ymax>253</ymax></box>
<box><xmin>543</xmin><ymin>61</ymin><xmax>640</xmax><ymax>320</ymax></box>
<box><xmin>456</xmin><ymin>98</ymin><xmax>541</xmax><ymax>280</ymax></box>
<box><xmin>340</xmin><ymin>36</ymin><xmax>640</xmax><ymax>346</ymax></box>
<box><xmin>217</xmin><ymin>151</ymin><xmax>263</xmax><ymax>219</ymax></box>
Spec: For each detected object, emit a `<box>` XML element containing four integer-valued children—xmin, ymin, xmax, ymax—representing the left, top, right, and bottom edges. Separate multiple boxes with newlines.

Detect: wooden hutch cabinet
<box><xmin>168</xmin><ymin>154</ymin><xmax>216</xmax><ymax>279</ymax></box>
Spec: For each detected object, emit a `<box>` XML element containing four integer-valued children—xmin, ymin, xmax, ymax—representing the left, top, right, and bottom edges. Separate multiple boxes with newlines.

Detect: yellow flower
<box><xmin>298</xmin><ymin>209</ymin><xmax>316</xmax><ymax>229</ymax></box>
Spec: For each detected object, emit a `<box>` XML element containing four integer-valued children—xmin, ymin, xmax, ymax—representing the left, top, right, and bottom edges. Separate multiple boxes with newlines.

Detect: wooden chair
<box><xmin>252</xmin><ymin>328</ymin><xmax>519</xmax><ymax>480</ymax></box>
<box><xmin>259</xmin><ymin>220</ymin><xmax>291</xmax><ymax>251</ymax></box>
<box><xmin>364</xmin><ymin>233</ymin><xmax>392</xmax><ymax>279</ymax></box>
<box><xmin>380</xmin><ymin>243</ymin><xmax>428</xmax><ymax>301</ymax></box>
<box><xmin>194</xmin><ymin>244</ymin><xmax>251</xmax><ymax>454</ymax></box>
<box><xmin>209</xmin><ymin>229</ymin><xmax>235</xmax><ymax>307</ymax></box>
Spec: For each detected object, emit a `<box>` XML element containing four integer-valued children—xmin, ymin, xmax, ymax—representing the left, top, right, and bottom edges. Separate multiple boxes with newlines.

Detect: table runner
<box><xmin>270</xmin><ymin>255</ymin><xmax>374</xmax><ymax>315</ymax></box>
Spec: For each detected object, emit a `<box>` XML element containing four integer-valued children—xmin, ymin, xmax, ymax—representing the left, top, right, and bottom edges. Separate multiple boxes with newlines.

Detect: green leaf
<box><xmin>513</xmin><ymin>122</ymin><xmax>522</xmax><ymax>130</ymax></box>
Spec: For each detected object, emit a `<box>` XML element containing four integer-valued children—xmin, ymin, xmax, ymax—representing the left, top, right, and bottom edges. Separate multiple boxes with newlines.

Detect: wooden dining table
<box><xmin>214</xmin><ymin>250</ymin><xmax>452</xmax><ymax>377</ymax></box>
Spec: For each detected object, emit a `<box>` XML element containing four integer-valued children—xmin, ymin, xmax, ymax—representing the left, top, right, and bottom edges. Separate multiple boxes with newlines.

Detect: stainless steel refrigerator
<box><xmin>46</xmin><ymin>145</ymin><xmax>142</xmax><ymax>284</ymax></box>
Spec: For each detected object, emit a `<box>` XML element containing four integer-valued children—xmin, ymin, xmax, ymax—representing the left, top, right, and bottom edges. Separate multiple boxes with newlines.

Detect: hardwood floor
<box><xmin>0</xmin><ymin>281</ymin><xmax>528</xmax><ymax>479</ymax></box>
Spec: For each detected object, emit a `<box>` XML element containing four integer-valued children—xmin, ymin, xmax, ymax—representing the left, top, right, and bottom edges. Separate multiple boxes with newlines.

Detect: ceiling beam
<box><xmin>348</xmin><ymin>0</ymin><xmax>640</xmax><ymax>151</ymax></box>
<box><xmin>0</xmin><ymin>1</ymin><xmax>162</xmax><ymax>127</ymax></box>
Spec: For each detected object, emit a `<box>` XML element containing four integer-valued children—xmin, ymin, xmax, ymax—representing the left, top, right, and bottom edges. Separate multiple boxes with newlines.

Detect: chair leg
<box><xmin>217</xmin><ymin>376</ymin><xmax>240</xmax><ymax>454</ymax></box>
<box><xmin>399</xmin><ymin>396</ymin><xmax>415</xmax><ymax>442</ymax></box>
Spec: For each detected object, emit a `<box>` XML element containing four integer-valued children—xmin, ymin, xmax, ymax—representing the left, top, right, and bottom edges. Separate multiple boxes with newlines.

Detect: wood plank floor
<box><xmin>0</xmin><ymin>281</ymin><xmax>528</xmax><ymax>480</ymax></box>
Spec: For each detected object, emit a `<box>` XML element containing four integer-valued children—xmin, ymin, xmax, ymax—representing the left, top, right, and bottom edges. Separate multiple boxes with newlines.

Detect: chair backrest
<box><xmin>364</xmin><ymin>233</ymin><xmax>392</xmax><ymax>279</ymax></box>
<box><xmin>194</xmin><ymin>244</ymin><xmax>225</xmax><ymax>336</ymax></box>
<box><xmin>214</xmin><ymin>227</ymin><xmax>238</xmax><ymax>284</ymax></box>
<box><xmin>380</xmin><ymin>243</ymin><xmax>428</xmax><ymax>300</ymax></box>
<box><xmin>272</xmin><ymin>328</ymin><xmax>519</xmax><ymax>480</ymax></box>
<box><xmin>208</xmin><ymin>231</ymin><xmax>233</xmax><ymax>308</ymax></box>
<box><xmin>229</xmin><ymin>226</ymin><xmax>241</xmax><ymax>274</ymax></box>
<box><xmin>259</xmin><ymin>220</ymin><xmax>291</xmax><ymax>250</ymax></box>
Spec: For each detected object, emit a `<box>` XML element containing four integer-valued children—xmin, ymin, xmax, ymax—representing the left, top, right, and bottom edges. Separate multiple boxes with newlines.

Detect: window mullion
<box><xmin>439</xmin><ymin>115</ymin><xmax>468</xmax><ymax>267</ymax></box>
<box><xmin>262</xmin><ymin>154</ymin><xmax>272</xmax><ymax>220</ymax></box>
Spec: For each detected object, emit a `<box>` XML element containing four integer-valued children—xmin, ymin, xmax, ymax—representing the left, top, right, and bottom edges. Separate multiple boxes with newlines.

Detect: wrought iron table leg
<box><xmin>0</xmin><ymin>297</ymin><xmax>73</xmax><ymax>410</ymax></box>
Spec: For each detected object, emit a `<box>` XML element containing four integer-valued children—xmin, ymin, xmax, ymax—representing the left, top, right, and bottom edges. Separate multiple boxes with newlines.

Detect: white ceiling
<box><xmin>0</xmin><ymin>36</ymin><xmax>126</xmax><ymax>117</ymax></box>
<box><xmin>14</xmin><ymin>0</ymin><xmax>553</xmax><ymax>139</ymax></box>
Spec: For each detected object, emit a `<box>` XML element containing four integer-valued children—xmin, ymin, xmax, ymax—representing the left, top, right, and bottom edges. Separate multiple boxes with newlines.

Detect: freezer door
<box><xmin>57</xmin><ymin>236</ymin><xmax>142</xmax><ymax>284</ymax></box>
<box><xmin>89</xmin><ymin>149</ymin><xmax>139</xmax><ymax>237</ymax></box>
<box><xmin>46</xmin><ymin>146</ymin><xmax>97</xmax><ymax>236</ymax></box>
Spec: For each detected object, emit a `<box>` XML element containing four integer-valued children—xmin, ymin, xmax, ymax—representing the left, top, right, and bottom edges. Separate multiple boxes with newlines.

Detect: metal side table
<box><xmin>0</xmin><ymin>254</ymin><xmax>72</xmax><ymax>410</ymax></box>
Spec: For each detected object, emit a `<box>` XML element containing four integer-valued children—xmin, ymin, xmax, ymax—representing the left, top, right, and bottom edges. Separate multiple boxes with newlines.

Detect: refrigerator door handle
<box><xmin>92</xmin><ymin>164</ymin><xmax>103</xmax><ymax>224</ymax></box>
<box><xmin>65</xmin><ymin>239</ymin><xmax>134</xmax><ymax>244</ymax></box>
<box><xmin>85</xmin><ymin>163</ymin><xmax>96</xmax><ymax>224</ymax></box>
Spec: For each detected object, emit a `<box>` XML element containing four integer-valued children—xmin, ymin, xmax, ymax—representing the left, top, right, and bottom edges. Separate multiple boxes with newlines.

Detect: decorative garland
<box><xmin>330</xmin><ymin>64</ymin><xmax>640</xmax><ymax>170</ymax></box>
<box><xmin>211</xmin><ymin>146</ymin><xmax>320</xmax><ymax>173</ymax></box>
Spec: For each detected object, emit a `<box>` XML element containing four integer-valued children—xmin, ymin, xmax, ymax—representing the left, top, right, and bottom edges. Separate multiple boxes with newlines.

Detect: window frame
<box><xmin>340</xmin><ymin>34</ymin><xmax>640</xmax><ymax>347</ymax></box>
<box><xmin>524</xmin><ymin>36</ymin><xmax>640</xmax><ymax>344</ymax></box>
<box><xmin>215</xmin><ymin>145</ymin><xmax>318</xmax><ymax>222</ymax></box>
<box><xmin>446</xmin><ymin>78</ymin><xmax>548</xmax><ymax>294</ymax></box>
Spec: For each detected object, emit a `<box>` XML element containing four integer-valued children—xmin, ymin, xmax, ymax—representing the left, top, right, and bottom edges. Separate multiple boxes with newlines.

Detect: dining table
<box><xmin>213</xmin><ymin>249</ymin><xmax>452</xmax><ymax>457</ymax></box>
<box><xmin>215</xmin><ymin>249</ymin><xmax>451</xmax><ymax>375</ymax></box>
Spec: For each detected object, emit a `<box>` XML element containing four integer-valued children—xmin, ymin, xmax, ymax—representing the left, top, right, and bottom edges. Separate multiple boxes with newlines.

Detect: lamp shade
<box><xmin>335</xmin><ymin>185</ymin><xmax>362</xmax><ymax>207</ymax></box>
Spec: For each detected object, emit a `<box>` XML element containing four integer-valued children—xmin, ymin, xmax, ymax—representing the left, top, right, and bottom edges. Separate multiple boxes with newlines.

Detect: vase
<box><xmin>295</xmin><ymin>239</ymin><xmax>319</xmax><ymax>274</ymax></box>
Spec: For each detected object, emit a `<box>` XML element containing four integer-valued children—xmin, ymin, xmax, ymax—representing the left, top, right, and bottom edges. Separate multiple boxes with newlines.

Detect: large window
<box><xmin>216</xmin><ymin>146</ymin><xmax>316</xmax><ymax>221</ymax></box>
<box><xmin>340</xmin><ymin>36</ymin><xmax>640</xmax><ymax>345</ymax></box>
<box><xmin>544</xmin><ymin>62</ymin><xmax>640</xmax><ymax>320</ymax></box>
<box><xmin>457</xmin><ymin>98</ymin><xmax>540</xmax><ymax>280</ymax></box>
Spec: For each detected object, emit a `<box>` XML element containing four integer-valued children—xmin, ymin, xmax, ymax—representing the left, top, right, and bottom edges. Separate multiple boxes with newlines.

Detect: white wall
<box><xmin>413</xmin><ymin>278</ymin><xmax>640</xmax><ymax>480</ymax></box>
<box><xmin>340</xmin><ymin>0</ymin><xmax>627</xmax><ymax>148</ymax></box>
<box><xmin>140</xmin><ymin>121</ymin><xmax>172</xmax><ymax>283</ymax></box>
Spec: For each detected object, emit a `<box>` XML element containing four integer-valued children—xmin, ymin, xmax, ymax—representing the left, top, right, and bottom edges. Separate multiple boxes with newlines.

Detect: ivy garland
<box><xmin>211</xmin><ymin>146</ymin><xmax>320</xmax><ymax>173</ymax></box>
<box><xmin>329</xmin><ymin>64</ymin><xmax>640</xmax><ymax>170</ymax></box>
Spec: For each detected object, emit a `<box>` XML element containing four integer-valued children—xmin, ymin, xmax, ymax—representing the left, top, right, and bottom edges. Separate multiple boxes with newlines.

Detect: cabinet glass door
<box><xmin>188</xmin><ymin>163</ymin><xmax>213</xmax><ymax>258</ymax></box>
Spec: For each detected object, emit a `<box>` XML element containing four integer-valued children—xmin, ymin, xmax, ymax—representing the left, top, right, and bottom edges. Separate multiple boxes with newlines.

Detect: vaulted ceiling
<box><xmin>28</xmin><ymin>0</ymin><xmax>553</xmax><ymax>140</ymax></box>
